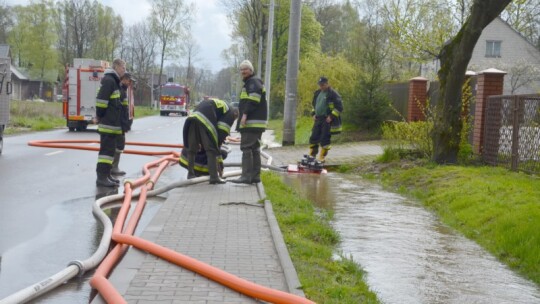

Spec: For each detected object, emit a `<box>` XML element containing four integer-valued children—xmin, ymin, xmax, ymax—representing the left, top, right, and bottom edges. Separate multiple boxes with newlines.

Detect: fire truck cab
<box><xmin>63</xmin><ymin>58</ymin><xmax>134</xmax><ymax>131</ymax></box>
<box><xmin>159</xmin><ymin>82</ymin><xmax>190</xmax><ymax>116</ymax></box>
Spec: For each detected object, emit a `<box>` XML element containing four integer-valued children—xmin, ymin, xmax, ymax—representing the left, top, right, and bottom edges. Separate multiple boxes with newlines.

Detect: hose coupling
<box><xmin>67</xmin><ymin>260</ymin><xmax>86</xmax><ymax>277</ymax></box>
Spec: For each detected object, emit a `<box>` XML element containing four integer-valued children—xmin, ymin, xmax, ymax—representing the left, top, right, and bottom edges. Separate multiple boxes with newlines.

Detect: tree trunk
<box><xmin>433</xmin><ymin>0</ymin><xmax>512</xmax><ymax>164</ymax></box>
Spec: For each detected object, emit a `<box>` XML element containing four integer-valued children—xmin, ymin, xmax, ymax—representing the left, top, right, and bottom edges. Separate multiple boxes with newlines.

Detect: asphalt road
<box><xmin>0</xmin><ymin>114</ymin><xmax>187</xmax><ymax>303</ymax></box>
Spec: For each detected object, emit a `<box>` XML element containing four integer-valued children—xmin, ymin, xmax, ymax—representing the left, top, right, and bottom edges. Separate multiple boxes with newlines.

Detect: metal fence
<box><xmin>483</xmin><ymin>94</ymin><xmax>540</xmax><ymax>174</ymax></box>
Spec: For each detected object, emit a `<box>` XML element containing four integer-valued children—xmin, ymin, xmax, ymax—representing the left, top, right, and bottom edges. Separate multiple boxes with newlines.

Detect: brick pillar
<box><xmin>407</xmin><ymin>77</ymin><xmax>428</xmax><ymax>122</ymax></box>
<box><xmin>473</xmin><ymin>68</ymin><xmax>506</xmax><ymax>154</ymax></box>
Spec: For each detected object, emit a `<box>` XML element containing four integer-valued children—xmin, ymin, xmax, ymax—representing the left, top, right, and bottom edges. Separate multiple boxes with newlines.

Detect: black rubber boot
<box><xmin>208</xmin><ymin>153</ymin><xmax>226</xmax><ymax>184</ymax></box>
<box><xmin>109</xmin><ymin>175</ymin><xmax>120</xmax><ymax>184</ymax></box>
<box><xmin>111</xmin><ymin>152</ymin><xmax>126</xmax><ymax>176</ymax></box>
<box><xmin>187</xmin><ymin>152</ymin><xmax>196</xmax><ymax>179</ymax></box>
<box><xmin>231</xmin><ymin>152</ymin><xmax>253</xmax><ymax>184</ymax></box>
<box><xmin>96</xmin><ymin>173</ymin><xmax>117</xmax><ymax>187</ymax></box>
<box><xmin>309</xmin><ymin>144</ymin><xmax>318</xmax><ymax>157</ymax></box>
<box><xmin>251</xmin><ymin>149</ymin><xmax>261</xmax><ymax>183</ymax></box>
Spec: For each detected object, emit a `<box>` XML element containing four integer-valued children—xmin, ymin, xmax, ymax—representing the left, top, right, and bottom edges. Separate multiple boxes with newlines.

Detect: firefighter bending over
<box><xmin>179</xmin><ymin>145</ymin><xmax>230</xmax><ymax>177</ymax></box>
<box><xmin>182</xmin><ymin>98</ymin><xmax>238</xmax><ymax>184</ymax></box>
<box><xmin>95</xmin><ymin>58</ymin><xmax>126</xmax><ymax>187</ymax></box>
<box><xmin>308</xmin><ymin>76</ymin><xmax>343</xmax><ymax>163</ymax></box>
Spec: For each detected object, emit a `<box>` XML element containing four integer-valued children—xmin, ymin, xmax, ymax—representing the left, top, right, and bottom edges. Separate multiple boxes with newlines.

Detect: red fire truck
<box><xmin>159</xmin><ymin>81</ymin><xmax>190</xmax><ymax>116</ymax></box>
<box><xmin>62</xmin><ymin>58</ymin><xmax>135</xmax><ymax>131</ymax></box>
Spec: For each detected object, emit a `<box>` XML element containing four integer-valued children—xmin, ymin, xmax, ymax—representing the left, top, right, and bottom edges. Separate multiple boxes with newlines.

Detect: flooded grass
<box><xmin>378</xmin><ymin>164</ymin><xmax>540</xmax><ymax>286</ymax></box>
<box><xmin>262</xmin><ymin>171</ymin><xmax>380</xmax><ymax>304</ymax></box>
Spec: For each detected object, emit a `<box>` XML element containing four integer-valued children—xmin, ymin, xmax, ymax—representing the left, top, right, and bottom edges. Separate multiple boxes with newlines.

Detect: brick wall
<box><xmin>407</xmin><ymin>77</ymin><xmax>428</xmax><ymax>122</ymax></box>
<box><xmin>473</xmin><ymin>68</ymin><xmax>506</xmax><ymax>153</ymax></box>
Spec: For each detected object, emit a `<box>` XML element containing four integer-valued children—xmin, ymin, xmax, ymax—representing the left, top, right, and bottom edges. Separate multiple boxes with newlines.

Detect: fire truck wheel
<box><xmin>69</xmin><ymin>127</ymin><xmax>75</xmax><ymax>132</ymax></box>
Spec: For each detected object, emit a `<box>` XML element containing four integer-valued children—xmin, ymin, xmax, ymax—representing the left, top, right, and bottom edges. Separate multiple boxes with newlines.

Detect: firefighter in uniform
<box><xmin>308</xmin><ymin>76</ymin><xmax>343</xmax><ymax>162</ymax></box>
<box><xmin>182</xmin><ymin>98</ymin><xmax>238</xmax><ymax>184</ymax></box>
<box><xmin>230</xmin><ymin>60</ymin><xmax>268</xmax><ymax>184</ymax></box>
<box><xmin>110</xmin><ymin>72</ymin><xmax>133</xmax><ymax>179</ymax></box>
<box><xmin>95</xmin><ymin>58</ymin><xmax>126</xmax><ymax>187</ymax></box>
<box><xmin>178</xmin><ymin>145</ymin><xmax>230</xmax><ymax>177</ymax></box>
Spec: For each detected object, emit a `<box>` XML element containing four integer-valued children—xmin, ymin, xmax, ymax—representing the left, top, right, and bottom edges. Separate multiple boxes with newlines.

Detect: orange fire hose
<box><xmin>29</xmin><ymin>140</ymin><xmax>314</xmax><ymax>304</ymax></box>
<box><xmin>28</xmin><ymin>139</ymin><xmax>182</xmax><ymax>156</ymax></box>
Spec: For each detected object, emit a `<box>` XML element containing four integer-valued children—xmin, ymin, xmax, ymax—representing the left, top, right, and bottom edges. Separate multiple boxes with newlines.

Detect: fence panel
<box><xmin>483</xmin><ymin>94</ymin><xmax>540</xmax><ymax>174</ymax></box>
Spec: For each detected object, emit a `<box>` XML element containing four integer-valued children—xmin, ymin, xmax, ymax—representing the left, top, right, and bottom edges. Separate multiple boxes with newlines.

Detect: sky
<box><xmin>6</xmin><ymin>0</ymin><xmax>233</xmax><ymax>73</ymax></box>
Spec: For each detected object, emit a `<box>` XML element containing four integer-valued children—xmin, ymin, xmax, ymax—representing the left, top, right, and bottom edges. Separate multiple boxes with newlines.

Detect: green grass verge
<box><xmin>6</xmin><ymin>101</ymin><xmax>65</xmax><ymax>134</ymax></box>
<box><xmin>262</xmin><ymin>171</ymin><xmax>380</xmax><ymax>303</ymax></box>
<box><xmin>5</xmin><ymin>101</ymin><xmax>158</xmax><ymax>135</ymax></box>
<box><xmin>134</xmin><ymin>106</ymin><xmax>159</xmax><ymax>117</ymax></box>
<box><xmin>378</xmin><ymin>164</ymin><xmax>540</xmax><ymax>286</ymax></box>
<box><xmin>268</xmin><ymin>117</ymin><xmax>381</xmax><ymax>146</ymax></box>
<box><xmin>268</xmin><ymin>116</ymin><xmax>313</xmax><ymax>145</ymax></box>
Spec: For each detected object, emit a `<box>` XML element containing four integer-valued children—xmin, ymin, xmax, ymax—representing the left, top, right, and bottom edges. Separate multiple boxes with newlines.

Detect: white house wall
<box><xmin>469</xmin><ymin>18</ymin><xmax>540</xmax><ymax>95</ymax></box>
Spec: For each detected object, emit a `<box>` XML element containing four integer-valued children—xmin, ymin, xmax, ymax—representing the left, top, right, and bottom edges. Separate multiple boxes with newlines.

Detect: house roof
<box><xmin>0</xmin><ymin>44</ymin><xmax>9</xmax><ymax>58</ymax></box>
<box><xmin>10</xmin><ymin>65</ymin><xmax>28</xmax><ymax>80</ymax></box>
<box><xmin>9</xmin><ymin>65</ymin><xmax>58</xmax><ymax>83</ymax></box>
<box><xmin>495</xmin><ymin>17</ymin><xmax>539</xmax><ymax>51</ymax></box>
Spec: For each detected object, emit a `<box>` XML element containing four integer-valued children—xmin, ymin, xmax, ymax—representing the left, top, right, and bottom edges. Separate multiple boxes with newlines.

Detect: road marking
<box><xmin>45</xmin><ymin>151</ymin><xmax>64</xmax><ymax>156</ymax></box>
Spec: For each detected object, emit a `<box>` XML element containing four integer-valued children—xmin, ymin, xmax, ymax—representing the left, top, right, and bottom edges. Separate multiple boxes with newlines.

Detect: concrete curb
<box><xmin>256</xmin><ymin>182</ymin><xmax>306</xmax><ymax>298</ymax></box>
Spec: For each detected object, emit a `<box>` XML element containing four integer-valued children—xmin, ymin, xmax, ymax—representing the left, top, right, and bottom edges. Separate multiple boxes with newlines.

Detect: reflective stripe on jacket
<box><xmin>311</xmin><ymin>87</ymin><xmax>343</xmax><ymax>134</ymax></box>
<box><xmin>183</xmin><ymin>98</ymin><xmax>236</xmax><ymax>151</ymax></box>
<box><xmin>237</xmin><ymin>75</ymin><xmax>268</xmax><ymax>132</ymax></box>
<box><xmin>96</xmin><ymin>69</ymin><xmax>123</xmax><ymax>135</ymax></box>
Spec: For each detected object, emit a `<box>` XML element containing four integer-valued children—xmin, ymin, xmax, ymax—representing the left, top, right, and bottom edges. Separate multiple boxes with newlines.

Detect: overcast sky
<box><xmin>5</xmin><ymin>0</ymin><xmax>233</xmax><ymax>73</ymax></box>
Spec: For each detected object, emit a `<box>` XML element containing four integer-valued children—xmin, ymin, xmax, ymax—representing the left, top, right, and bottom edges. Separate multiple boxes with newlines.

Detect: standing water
<box><xmin>282</xmin><ymin>173</ymin><xmax>540</xmax><ymax>304</ymax></box>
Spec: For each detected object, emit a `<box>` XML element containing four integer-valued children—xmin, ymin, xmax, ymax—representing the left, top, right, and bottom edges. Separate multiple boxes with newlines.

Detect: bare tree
<box><xmin>0</xmin><ymin>2</ymin><xmax>13</xmax><ymax>44</ymax></box>
<box><xmin>433</xmin><ymin>0</ymin><xmax>513</xmax><ymax>164</ymax></box>
<box><xmin>150</xmin><ymin>0</ymin><xmax>193</xmax><ymax>97</ymax></box>
<box><xmin>180</xmin><ymin>32</ymin><xmax>200</xmax><ymax>88</ymax></box>
<box><xmin>219</xmin><ymin>0</ymin><xmax>265</xmax><ymax>70</ymax></box>
<box><xmin>502</xmin><ymin>60</ymin><xmax>540</xmax><ymax>94</ymax></box>
<box><xmin>123</xmin><ymin>20</ymin><xmax>157</xmax><ymax>106</ymax></box>
<box><xmin>65</xmin><ymin>0</ymin><xmax>98</xmax><ymax>58</ymax></box>
<box><xmin>501</xmin><ymin>0</ymin><xmax>540</xmax><ymax>48</ymax></box>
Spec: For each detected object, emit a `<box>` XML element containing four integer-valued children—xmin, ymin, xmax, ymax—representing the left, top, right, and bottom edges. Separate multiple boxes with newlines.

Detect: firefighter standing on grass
<box><xmin>95</xmin><ymin>58</ymin><xmax>126</xmax><ymax>187</ymax></box>
<box><xmin>308</xmin><ymin>76</ymin><xmax>343</xmax><ymax>163</ymax></box>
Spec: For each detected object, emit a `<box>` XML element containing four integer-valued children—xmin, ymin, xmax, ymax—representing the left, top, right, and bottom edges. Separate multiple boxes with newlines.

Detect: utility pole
<box><xmin>264</xmin><ymin>0</ymin><xmax>275</xmax><ymax>115</ymax></box>
<box><xmin>282</xmin><ymin>0</ymin><xmax>301</xmax><ymax>146</ymax></box>
<box><xmin>257</xmin><ymin>35</ymin><xmax>263</xmax><ymax>78</ymax></box>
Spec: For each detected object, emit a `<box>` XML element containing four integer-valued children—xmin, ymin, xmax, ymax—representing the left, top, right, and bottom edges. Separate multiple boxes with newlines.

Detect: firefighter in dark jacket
<box><xmin>182</xmin><ymin>98</ymin><xmax>238</xmax><ymax>184</ymax></box>
<box><xmin>110</xmin><ymin>72</ymin><xmax>133</xmax><ymax>179</ymax></box>
<box><xmin>230</xmin><ymin>60</ymin><xmax>268</xmax><ymax>184</ymax></box>
<box><xmin>308</xmin><ymin>76</ymin><xmax>343</xmax><ymax>162</ymax></box>
<box><xmin>95</xmin><ymin>58</ymin><xmax>126</xmax><ymax>187</ymax></box>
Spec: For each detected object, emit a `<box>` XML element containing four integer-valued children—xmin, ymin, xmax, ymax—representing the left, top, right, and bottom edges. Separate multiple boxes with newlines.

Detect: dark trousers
<box><xmin>187</xmin><ymin>121</ymin><xmax>219</xmax><ymax>176</ymax></box>
<box><xmin>97</xmin><ymin>133</ymin><xmax>118</xmax><ymax>174</ymax></box>
<box><xmin>116</xmin><ymin>133</ymin><xmax>125</xmax><ymax>152</ymax></box>
<box><xmin>309</xmin><ymin>116</ymin><xmax>332</xmax><ymax>148</ymax></box>
<box><xmin>240</xmin><ymin>131</ymin><xmax>263</xmax><ymax>179</ymax></box>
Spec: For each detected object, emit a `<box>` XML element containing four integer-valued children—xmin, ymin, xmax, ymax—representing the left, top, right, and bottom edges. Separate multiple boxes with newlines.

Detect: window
<box><xmin>485</xmin><ymin>40</ymin><xmax>501</xmax><ymax>57</ymax></box>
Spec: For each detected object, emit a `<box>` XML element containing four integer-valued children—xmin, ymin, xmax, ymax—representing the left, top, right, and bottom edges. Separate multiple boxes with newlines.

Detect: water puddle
<box><xmin>0</xmin><ymin>197</ymin><xmax>161</xmax><ymax>303</ymax></box>
<box><xmin>282</xmin><ymin>173</ymin><xmax>540</xmax><ymax>304</ymax></box>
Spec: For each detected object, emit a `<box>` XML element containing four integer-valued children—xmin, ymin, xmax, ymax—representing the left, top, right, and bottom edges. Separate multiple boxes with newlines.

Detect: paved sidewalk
<box><xmin>93</xmin><ymin>134</ymin><xmax>383</xmax><ymax>303</ymax></box>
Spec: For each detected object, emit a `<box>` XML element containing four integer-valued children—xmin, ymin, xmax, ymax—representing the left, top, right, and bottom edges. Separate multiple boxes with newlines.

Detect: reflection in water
<box><xmin>0</xmin><ymin>196</ymin><xmax>161</xmax><ymax>303</ymax></box>
<box><xmin>283</xmin><ymin>173</ymin><xmax>540</xmax><ymax>304</ymax></box>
